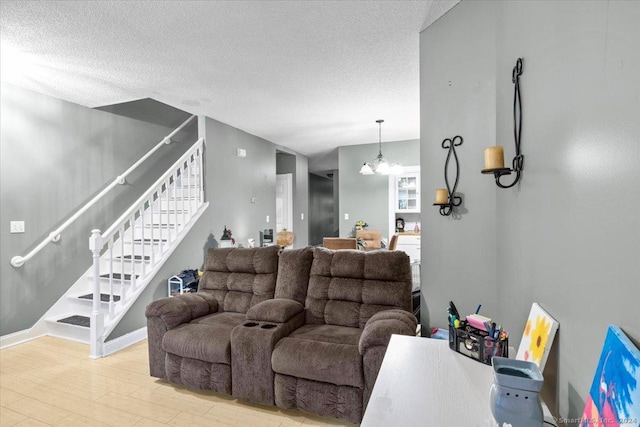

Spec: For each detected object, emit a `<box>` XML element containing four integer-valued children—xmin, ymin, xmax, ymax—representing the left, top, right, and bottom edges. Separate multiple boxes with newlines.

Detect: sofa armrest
<box><xmin>145</xmin><ymin>293</ymin><xmax>219</xmax><ymax>380</ymax></box>
<box><xmin>359</xmin><ymin>309</ymin><xmax>417</xmax><ymax>354</ymax></box>
<box><xmin>145</xmin><ymin>293</ymin><xmax>219</xmax><ymax>329</ymax></box>
<box><xmin>246</xmin><ymin>298</ymin><xmax>304</xmax><ymax>323</ymax></box>
<box><xmin>359</xmin><ymin>309</ymin><xmax>417</xmax><ymax>411</ymax></box>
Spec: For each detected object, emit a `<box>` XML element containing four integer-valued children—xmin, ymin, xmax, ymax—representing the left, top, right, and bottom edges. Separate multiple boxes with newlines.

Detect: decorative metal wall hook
<box><xmin>482</xmin><ymin>57</ymin><xmax>524</xmax><ymax>188</ymax></box>
<box><xmin>433</xmin><ymin>135</ymin><xmax>463</xmax><ymax>216</ymax></box>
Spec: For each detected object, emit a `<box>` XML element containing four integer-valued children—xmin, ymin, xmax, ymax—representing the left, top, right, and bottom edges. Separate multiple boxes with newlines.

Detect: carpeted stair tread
<box><xmin>78</xmin><ymin>293</ymin><xmax>121</xmax><ymax>302</ymax></box>
<box><xmin>57</xmin><ymin>315</ymin><xmax>90</xmax><ymax>328</ymax></box>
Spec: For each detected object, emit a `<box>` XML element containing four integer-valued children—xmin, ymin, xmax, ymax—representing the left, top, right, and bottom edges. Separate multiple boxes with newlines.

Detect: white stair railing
<box><xmin>10</xmin><ymin>115</ymin><xmax>196</xmax><ymax>268</ymax></box>
<box><xmin>89</xmin><ymin>138</ymin><xmax>205</xmax><ymax>358</ymax></box>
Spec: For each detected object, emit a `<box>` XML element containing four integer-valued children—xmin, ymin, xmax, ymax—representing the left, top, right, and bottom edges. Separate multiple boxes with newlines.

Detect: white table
<box><xmin>362</xmin><ymin>335</ymin><xmax>556</xmax><ymax>427</ymax></box>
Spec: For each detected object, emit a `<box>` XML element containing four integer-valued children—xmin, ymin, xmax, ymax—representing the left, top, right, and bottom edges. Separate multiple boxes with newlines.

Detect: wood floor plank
<box><xmin>52</xmin><ymin>413</ymin><xmax>112</xmax><ymax>427</ymax></box>
<box><xmin>5</xmin><ymin>396</ymin><xmax>72</xmax><ymax>424</ymax></box>
<box><xmin>130</xmin><ymin>386</ymin><xmax>215</xmax><ymax>417</ymax></box>
<box><xmin>98</xmin><ymin>391</ymin><xmax>182</xmax><ymax>423</ymax></box>
<box><xmin>0</xmin><ymin>387</ymin><xmax>25</xmax><ymax>406</ymax></box>
<box><xmin>8</xmin><ymin>378</ymin><xmax>142</xmax><ymax>427</ymax></box>
<box><xmin>0</xmin><ymin>407</ymin><xmax>28</xmax><ymax>427</ymax></box>
<box><xmin>13</xmin><ymin>418</ymin><xmax>51</xmax><ymax>427</ymax></box>
<box><xmin>167</xmin><ymin>411</ymin><xmax>236</xmax><ymax>427</ymax></box>
<box><xmin>133</xmin><ymin>417</ymin><xmax>171</xmax><ymax>426</ymax></box>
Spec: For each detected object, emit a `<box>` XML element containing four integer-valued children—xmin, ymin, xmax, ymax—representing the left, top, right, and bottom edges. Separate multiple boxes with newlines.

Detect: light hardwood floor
<box><xmin>0</xmin><ymin>337</ymin><xmax>356</xmax><ymax>427</ymax></box>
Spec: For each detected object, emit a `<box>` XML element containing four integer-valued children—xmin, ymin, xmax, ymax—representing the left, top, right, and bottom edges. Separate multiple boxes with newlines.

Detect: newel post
<box><xmin>89</xmin><ymin>229</ymin><xmax>104</xmax><ymax>359</ymax></box>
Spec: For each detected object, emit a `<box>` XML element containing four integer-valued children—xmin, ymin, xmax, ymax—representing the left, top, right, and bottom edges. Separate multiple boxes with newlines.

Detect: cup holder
<box><xmin>261</xmin><ymin>324</ymin><xmax>277</xmax><ymax>329</ymax></box>
<box><xmin>244</xmin><ymin>322</ymin><xmax>259</xmax><ymax>327</ymax></box>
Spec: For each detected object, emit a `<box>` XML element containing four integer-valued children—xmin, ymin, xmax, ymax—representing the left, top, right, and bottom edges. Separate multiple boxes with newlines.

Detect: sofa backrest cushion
<box><xmin>198</xmin><ymin>245</ymin><xmax>279</xmax><ymax>313</ymax></box>
<box><xmin>306</xmin><ymin>247</ymin><xmax>412</xmax><ymax>328</ymax></box>
<box><xmin>274</xmin><ymin>247</ymin><xmax>314</xmax><ymax>304</ymax></box>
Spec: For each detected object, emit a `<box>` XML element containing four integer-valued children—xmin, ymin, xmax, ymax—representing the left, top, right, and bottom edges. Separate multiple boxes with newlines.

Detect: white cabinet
<box><xmin>395</xmin><ymin>233</ymin><xmax>420</xmax><ymax>262</ymax></box>
<box><xmin>395</xmin><ymin>172</ymin><xmax>420</xmax><ymax>213</ymax></box>
<box><xmin>387</xmin><ymin>166</ymin><xmax>421</xmax><ymax>241</ymax></box>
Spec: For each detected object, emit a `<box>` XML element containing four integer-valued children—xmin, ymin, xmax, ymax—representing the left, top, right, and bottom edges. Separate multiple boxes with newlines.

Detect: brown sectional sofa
<box><xmin>145</xmin><ymin>245</ymin><xmax>416</xmax><ymax>424</ymax></box>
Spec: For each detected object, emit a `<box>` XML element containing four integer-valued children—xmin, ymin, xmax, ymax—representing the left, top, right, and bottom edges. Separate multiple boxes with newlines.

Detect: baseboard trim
<box><xmin>103</xmin><ymin>326</ymin><xmax>147</xmax><ymax>356</ymax></box>
<box><xmin>0</xmin><ymin>328</ymin><xmax>45</xmax><ymax>350</ymax></box>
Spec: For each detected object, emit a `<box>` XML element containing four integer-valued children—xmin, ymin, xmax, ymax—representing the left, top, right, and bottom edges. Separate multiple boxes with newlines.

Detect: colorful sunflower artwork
<box><xmin>516</xmin><ymin>303</ymin><xmax>559</xmax><ymax>370</ymax></box>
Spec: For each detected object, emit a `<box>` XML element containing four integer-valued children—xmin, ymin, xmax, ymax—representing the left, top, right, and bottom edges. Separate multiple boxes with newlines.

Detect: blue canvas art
<box><xmin>581</xmin><ymin>325</ymin><xmax>640</xmax><ymax>427</ymax></box>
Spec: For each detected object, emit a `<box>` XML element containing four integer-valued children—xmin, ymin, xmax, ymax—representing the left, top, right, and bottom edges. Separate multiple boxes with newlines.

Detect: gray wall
<box><xmin>109</xmin><ymin>115</ymin><xmax>279</xmax><ymax>339</ymax></box>
<box><xmin>309</xmin><ymin>173</ymin><xmax>335</xmax><ymax>245</ymax></box>
<box><xmin>420</xmin><ymin>0</ymin><xmax>640</xmax><ymax>421</ymax></box>
<box><xmin>293</xmin><ymin>153</ymin><xmax>309</xmax><ymax>248</ymax></box>
<box><xmin>0</xmin><ymin>83</ymin><xmax>196</xmax><ymax>336</ymax></box>
<box><xmin>338</xmin><ymin>139</ymin><xmax>420</xmax><ymax>239</ymax></box>
<box><xmin>332</xmin><ymin>170</ymin><xmax>340</xmax><ymax>234</ymax></box>
<box><xmin>276</xmin><ymin>152</ymin><xmax>296</xmax><ymax>175</ymax></box>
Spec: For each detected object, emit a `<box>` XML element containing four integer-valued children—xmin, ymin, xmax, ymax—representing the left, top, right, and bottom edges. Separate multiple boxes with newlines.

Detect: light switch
<box><xmin>301</xmin><ymin>213</ymin><xmax>304</xmax><ymax>220</ymax></box>
<box><xmin>344</xmin><ymin>213</ymin><xmax>349</xmax><ymax>220</ymax></box>
<box><xmin>10</xmin><ymin>221</ymin><xmax>25</xmax><ymax>233</ymax></box>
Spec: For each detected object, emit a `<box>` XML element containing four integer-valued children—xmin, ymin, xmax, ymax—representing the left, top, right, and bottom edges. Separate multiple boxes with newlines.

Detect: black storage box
<box><xmin>448</xmin><ymin>322</ymin><xmax>508</xmax><ymax>365</ymax></box>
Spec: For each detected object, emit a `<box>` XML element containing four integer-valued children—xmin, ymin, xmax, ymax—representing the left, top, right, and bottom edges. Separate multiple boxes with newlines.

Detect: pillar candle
<box><xmin>484</xmin><ymin>146</ymin><xmax>505</xmax><ymax>170</ymax></box>
<box><xmin>435</xmin><ymin>188</ymin><xmax>448</xmax><ymax>204</ymax></box>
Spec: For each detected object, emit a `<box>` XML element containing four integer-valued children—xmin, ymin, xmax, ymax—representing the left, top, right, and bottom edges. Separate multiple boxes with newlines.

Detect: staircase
<box><xmin>24</xmin><ymin>137</ymin><xmax>209</xmax><ymax>357</ymax></box>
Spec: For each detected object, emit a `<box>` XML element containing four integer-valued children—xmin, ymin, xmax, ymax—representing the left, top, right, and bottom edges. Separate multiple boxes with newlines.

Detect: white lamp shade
<box><xmin>359</xmin><ymin>163</ymin><xmax>374</xmax><ymax>175</ymax></box>
<box><xmin>390</xmin><ymin>163</ymin><xmax>403</xmax><ymax>175</ymax></box>
<box><xmin>375</xmin><ymin>160</ymin><xmax>390</xmax><ymax>175</ymax></box>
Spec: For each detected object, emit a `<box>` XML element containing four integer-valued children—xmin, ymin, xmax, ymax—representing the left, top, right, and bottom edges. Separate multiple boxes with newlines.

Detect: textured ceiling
<box><xmin>0</xmin><ymin>0</ymin><xmax>459</xmax><ymax>164</ymax></box>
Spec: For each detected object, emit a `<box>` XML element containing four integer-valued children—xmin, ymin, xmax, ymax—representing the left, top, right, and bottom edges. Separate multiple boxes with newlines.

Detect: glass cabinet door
<box><xmin>396</xmin><ymin>175</ymin><xmax>419</xmax><ymax>212</ymax></box>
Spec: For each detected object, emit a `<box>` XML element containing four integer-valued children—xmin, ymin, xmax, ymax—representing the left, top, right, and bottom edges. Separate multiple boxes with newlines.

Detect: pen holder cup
<box><xmin>449</xmin><ymin>323</ymin><xmax>508</xmax><ymax>365</ymax></box>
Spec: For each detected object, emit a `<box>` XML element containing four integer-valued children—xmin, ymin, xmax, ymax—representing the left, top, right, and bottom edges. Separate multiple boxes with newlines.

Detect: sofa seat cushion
<box><xmin>288</xmin><ymin>324</ymin><xmax>362</xmax><ymax>346</ymax></box>
<box><xmin>162</xmin><ymin>312</ymin><xmax>246</xmax><ymax>365</ymax></box>
<box><xmin>271</xmin><ymin>324</ymin><xmax>363</xmax><ymax>388</ymax></box>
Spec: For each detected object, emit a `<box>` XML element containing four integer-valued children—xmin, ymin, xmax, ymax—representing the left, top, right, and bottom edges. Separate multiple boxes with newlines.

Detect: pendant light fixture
<box><xmin>359</xmin><ymin>119</ymin><xmax>401</xmax><ymax>175</ymax></box>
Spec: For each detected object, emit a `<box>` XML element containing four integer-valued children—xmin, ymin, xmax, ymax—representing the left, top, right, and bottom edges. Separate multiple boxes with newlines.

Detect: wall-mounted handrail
<box><xmin>10</xmin><ymin>115</ymin><xmax>196</xmax><ymax>268</ymax></box>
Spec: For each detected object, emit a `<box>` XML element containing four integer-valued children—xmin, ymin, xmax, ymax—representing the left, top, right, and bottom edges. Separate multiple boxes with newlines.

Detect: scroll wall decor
<box><xmin>482</xmin><ymin>57</ymin><xmax>525</xmax><ymax>188</ymax></box>
<box><xmin>433</xmin><ymin>135</ymin><xmax>463</xmax><ymax>216</ymax></box>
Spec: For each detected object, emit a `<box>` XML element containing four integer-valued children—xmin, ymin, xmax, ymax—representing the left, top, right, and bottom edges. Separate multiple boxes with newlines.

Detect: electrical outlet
<box><xmin>344</xmin><ymin>213</ymin><xmax>349</xmax><ymax>220</ymax></box>
<box><xmin>10</xmin><ymin>221</ymin><xmax>25</xmax><ymax>233</ymax></box>
<box><xmin>266</xmin><ymin>215</ymin><xmax>270</xmax><ymax>223</ymax></box>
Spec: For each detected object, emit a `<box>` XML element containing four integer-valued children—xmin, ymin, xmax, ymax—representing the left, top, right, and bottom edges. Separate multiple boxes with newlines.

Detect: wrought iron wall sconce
<box><xmin>433</xmin><ymin>135</ymin><xmax>463</xmax><ymax>216</ymax></box>
<box><xmin>482</xmin><ymin>57</ymin><xmax>524</xmax><ymax>188</ymax></box>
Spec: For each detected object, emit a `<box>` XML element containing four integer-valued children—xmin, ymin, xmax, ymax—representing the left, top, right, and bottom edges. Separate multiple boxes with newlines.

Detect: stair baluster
<box><xmin>89</xmin><ymin>229</ymin><xmax>104</xmax><ymax>359</ymax></box>
<box><xmin>149</xmin><ymin>194</ymin><xmax>156</xmax><ymax>266</ymax></box>
<box><xmin>120</xmin><ymin>226</ymin><xmax>127</xmax><ymax>303</ymax></box>
<box><xmin>130</xmin><ymin>216</ymin><xmax>137</xmax><ymax>291</ymax></box>
<box><xmin>139</xmin><ymin>206</ymin><xmax>146</xmax><ymax>277</ymax></box>
<box><xmin>108</xmin><ymin>239</ymin><xmax>114</xmax><ymax>320</ymax></box>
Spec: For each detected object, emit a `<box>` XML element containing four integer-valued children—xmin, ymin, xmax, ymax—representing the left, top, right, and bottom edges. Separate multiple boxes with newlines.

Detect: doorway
<box><xmin>276</xmin><ymin>173</ymin><xmax>293</xmax><ymax>233</ymax></box>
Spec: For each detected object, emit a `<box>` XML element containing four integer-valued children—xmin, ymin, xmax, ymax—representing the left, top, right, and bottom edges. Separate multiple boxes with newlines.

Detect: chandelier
<box><xmin>359</xmin><ymin>119</ymin><xmax>401</xmax><ymax>175</ymax></box>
